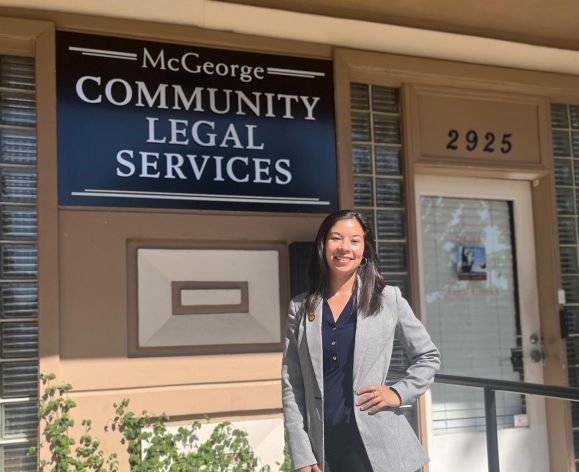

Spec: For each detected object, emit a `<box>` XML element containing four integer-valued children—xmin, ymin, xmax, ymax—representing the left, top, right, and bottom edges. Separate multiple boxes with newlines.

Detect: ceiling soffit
<box><xmin>219</xmin><ymin>0</ymin><xmax>579</xmax><ymax>51</ymax></box>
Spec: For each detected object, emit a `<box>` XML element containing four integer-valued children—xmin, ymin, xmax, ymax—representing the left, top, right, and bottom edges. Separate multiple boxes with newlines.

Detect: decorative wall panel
<box><xmin>129</xmin><ymin>242</ymin><xmax>286</xmax><ymax>356</ymax></box>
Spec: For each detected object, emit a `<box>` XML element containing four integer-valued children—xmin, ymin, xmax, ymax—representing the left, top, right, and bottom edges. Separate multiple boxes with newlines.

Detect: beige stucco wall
<box><xmin>56</xmin><ymin>210</ymin><xmax>323</xmax><ymax>466</ymax></box>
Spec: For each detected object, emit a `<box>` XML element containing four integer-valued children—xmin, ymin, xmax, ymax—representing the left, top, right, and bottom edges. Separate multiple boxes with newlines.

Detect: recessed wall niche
<box><xmin>127</xmin><ymin>241</ymin><xmax>287</xmax><ymax>357</ymax></box>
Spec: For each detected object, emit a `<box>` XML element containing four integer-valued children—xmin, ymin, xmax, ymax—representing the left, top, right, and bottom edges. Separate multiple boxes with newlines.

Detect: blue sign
<box><xmin>56</xmin><ymin>32</ymin><xmax>338</xmax><ymax>212</ymax></box>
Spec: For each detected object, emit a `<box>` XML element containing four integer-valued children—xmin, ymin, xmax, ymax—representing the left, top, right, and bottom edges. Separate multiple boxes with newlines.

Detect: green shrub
<box><xmin>31</xmin><ymin>373</ymin><xmax>289</xmax><ymax>471</ymax></box>
<box><xmin>30</xmin><ymin>372</ymin><xmax>118</xmax><ymax>472</ymax></box>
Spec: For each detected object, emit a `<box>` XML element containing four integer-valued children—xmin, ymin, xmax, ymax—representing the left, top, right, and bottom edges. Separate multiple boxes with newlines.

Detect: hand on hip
<box><xmin>295</xmin><ymin>464</ymin><xmax>322</xmax><ymax>472</ymax></box>
<box><xmin>356</xmin><ymin>385</ymin><xmax>401</xmax><ymax>413</ymax></box>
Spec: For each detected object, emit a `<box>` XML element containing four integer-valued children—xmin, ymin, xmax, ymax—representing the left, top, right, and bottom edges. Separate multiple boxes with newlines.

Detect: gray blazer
<box><xmin>281</xmin><ymin>285</ymin><xmax>440</xmax><ymax>472</ymax></box>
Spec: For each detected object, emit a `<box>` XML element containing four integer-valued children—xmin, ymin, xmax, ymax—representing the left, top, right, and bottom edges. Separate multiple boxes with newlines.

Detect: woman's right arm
<box><xmin>281</xmin><ymin>298</ymin><xmax>318</xmax><ymax>470</ymax></box>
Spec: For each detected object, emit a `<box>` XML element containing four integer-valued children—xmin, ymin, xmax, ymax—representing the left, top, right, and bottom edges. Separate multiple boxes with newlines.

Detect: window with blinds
<box><xmin>550</xmin><ymin>103</ymin><xmax>579</xmax><ymax>471</ymax></box>
<box><xmin>0</xmin><ymin>55</ymin><xmax>38</xmax><ymax>472</ymax></box>
<box><xmin>349</xmin><ymin>83</ymin><xmax>415</xmax><ymax>426</ymax></box>
<box><xmin>421</xmin><ymin>196</ymin><xmax>523</xmax><ymax>433</ymax></box>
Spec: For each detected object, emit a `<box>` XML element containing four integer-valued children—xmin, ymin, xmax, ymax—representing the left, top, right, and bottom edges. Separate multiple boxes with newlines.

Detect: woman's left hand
<box><xmin>356</xmin><ymin>385</ymin><xmax>401</xmax><ymax>413</ymax></box>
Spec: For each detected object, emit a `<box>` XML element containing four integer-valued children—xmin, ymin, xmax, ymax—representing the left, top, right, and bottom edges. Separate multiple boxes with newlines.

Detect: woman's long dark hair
<box><xmin>304</xmin><ymin>210</ymin><xmax>385</xmax><ymax>317</ymax></box>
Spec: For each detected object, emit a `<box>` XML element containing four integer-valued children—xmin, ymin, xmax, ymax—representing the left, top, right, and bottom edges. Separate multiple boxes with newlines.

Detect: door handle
<box><xmin>529</xmin><ymin>349</ymin><xmax>545</xmax><ymax>363</ymax></box>
<box><xmin>528</xmin><ymin>333</ymin><xmax>544</xmax><ymax>363</ymax></box>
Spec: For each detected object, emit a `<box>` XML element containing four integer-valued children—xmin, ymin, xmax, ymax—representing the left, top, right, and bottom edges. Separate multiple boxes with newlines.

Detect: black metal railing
<box><xmin>389</xmin><ymin>371</ymin><xmax>579</xmax><ymax>472</ymax></box>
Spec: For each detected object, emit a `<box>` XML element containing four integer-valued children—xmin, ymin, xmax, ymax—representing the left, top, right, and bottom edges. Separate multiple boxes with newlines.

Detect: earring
<box><xmin>359</xmin><ymin>257</ymin><xmax>368</xmax><ymax>267</ymax></box>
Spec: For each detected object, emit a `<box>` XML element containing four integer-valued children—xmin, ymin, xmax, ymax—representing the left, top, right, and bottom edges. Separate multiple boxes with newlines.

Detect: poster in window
<box><xmin>456</xmin><ymin>245</ymin><xmax>487</xmax><ymax>281</ymax></box>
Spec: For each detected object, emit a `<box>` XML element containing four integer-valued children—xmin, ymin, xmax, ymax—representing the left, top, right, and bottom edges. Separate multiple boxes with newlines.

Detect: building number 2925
<box><xmin>446</xmin><ymin>129</ymin><xmax>512</xmax><ymax>154</ymax></box>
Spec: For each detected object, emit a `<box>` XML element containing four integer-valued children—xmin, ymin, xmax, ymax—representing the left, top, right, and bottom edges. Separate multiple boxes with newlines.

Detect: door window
<box><xmin>420</xmin><ymin>196</ymin><xmax>524</xmax><ymax>433</ymax></box>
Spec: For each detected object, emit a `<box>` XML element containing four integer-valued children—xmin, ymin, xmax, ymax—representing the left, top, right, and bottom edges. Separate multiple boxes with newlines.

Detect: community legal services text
<box><xmin>75</xmin><ymin>68</ymin><xmax>321</xmax><ymax>185</ymax></box>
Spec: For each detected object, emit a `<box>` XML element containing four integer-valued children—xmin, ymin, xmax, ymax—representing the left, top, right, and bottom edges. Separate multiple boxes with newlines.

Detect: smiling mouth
<box><xmin>333</xmin><ymin>256</ymin><xmax>352</xmax><ymax>263</ymax></box>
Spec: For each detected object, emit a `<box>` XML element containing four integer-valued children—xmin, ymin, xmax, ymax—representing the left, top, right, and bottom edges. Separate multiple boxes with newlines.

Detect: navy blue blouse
<box><xmin>322</xmin><ymin>295</ymin><xmax>357</xmax><ymax>427</ymax></box>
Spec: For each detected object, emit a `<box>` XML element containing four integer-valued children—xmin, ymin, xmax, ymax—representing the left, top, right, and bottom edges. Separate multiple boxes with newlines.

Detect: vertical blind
<box><xmin>350</xmin><ymin>83</ymin><xmax>415</xmax><ymax>427</ymax></box>
<box><xmin>0</xmin><ymin>55</ymin><xmax>38</xmax><ymax>472</ymax></box>
<box><xmin>550</xmin><ymin>103</ymin><xmax>579</xmax><ymax>470</ymax></box>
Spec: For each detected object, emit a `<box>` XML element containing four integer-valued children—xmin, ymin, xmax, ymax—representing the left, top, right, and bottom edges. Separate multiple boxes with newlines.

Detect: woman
<box><xmin>282</xmin><ymin>210</ymin><xmax>440</xmax><ymax>472</ymax></box>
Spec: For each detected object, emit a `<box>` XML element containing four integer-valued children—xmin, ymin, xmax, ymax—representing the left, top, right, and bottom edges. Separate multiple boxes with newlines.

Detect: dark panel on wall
<box><xmin>289</xmin><ymin>241</ymin><xmax>313</xmax><ymax>298</ymax></box>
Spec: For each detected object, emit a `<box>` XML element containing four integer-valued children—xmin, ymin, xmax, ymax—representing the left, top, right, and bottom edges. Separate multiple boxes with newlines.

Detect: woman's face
<box><xmin>324</xmin><ymin>217</ymin><xmax>365</xmax><ymax>280</ymax></box>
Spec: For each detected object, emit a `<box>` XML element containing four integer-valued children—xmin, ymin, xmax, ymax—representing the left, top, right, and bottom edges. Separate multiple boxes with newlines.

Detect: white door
<box><xmin>415</xmin><ymin>175</ymin><xmax>549</xmax><ymax>472</ymax></box>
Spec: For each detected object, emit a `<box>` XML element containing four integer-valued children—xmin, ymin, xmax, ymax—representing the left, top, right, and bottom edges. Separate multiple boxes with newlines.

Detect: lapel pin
<box><xmin>308</xmin><ymin>313</ymin><xmax>315</xmax><ymax>322</ymax></box>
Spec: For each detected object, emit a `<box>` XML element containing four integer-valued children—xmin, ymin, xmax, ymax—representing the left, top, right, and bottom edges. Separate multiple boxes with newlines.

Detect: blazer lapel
<box><xmin>305</xmin><ymin>300</ymin><xmax>324</xmax><ymax>394</ymax></box>
<box><xmin>353</xmin><ymin>277</ymin><xmax>369</xmax><ymax>387</ymax></box>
